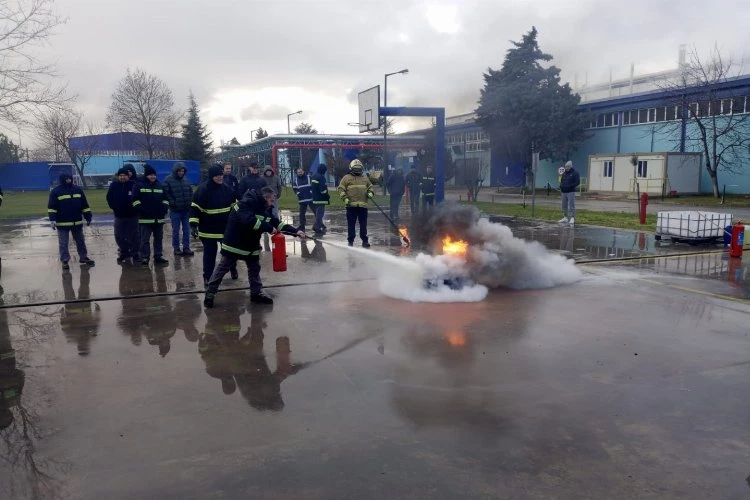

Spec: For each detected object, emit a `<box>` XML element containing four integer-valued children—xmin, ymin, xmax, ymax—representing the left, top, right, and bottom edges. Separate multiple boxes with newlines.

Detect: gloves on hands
<box><xmin>343</xmin><ymin>198</ymin><xmax>350</xmax><ymax>206</ymax></box>
<box><xmin>367</xmin><ymin>192</ymin><xmax>374</xmax><ymax>199</ymax></box>
<box><xmin>51</xmin><ymin>222</ymin><xmax>56</xmax><ymax>230</ymax></box>
<box><xmin>191</xmin><ymin>227</ymin><xmax>199</xmax><ymax>239</ymax></box>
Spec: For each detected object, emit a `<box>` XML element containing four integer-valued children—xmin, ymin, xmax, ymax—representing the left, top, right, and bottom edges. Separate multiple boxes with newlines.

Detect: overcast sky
<box><xmin>30</xmin><ymin>0</ymin><xmax>750</xmax><ymax>147</ymax></box>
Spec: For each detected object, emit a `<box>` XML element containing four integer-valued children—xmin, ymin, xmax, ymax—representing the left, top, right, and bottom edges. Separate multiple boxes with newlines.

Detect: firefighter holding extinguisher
<box><xmin>204</xmin><ymin>187</ymin><xmax>305</xmax><ymax>308</ymax></box>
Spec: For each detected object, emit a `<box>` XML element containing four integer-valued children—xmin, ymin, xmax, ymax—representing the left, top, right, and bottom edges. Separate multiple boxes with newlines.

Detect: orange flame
<box><xmin>445</xmin><ymin>331</ymin><xmax>467</xmax><ymax>347</ymax></box>
<box><xmin>442</xmin><ymin>236</ymin><xmax>468</xmax><ymax>257</ymax></box>
<box><xmin>398</xmin><ymin>225</ymin><xmax>409</xmax><ymax>240</ymax></box>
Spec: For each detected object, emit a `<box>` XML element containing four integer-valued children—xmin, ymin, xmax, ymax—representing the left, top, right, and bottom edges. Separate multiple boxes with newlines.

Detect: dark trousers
<box><xmin>206</xmin><ymin>255</ymin><xmax>262</xmax><ymax>296</ymax></box>
<box><xmin>201</xmin><ymin>238</ymin><xmax>236</xmax><ymax>280</ymax></box>
<box><xmin>297</xmin><ymin>202</ymin><xmax>312</xmax><ymax>231</ymax></box>
<box><xmin>139</xmin><ymin>223</ymin><xmax>164</xmax><ymax>260</ymax></box>
<box><xmin>346</xmin><ymin>206</ymin><xmax>368</xmax><ymax>244</ymax></box>
<box><xmin>409</xmin><ymin>191</ymin><xmax>420</xmax><ymax>214</ymax></box>
<box><xmin>114</xmin><ymin>216</ymin><xmax>139</xmax><ymax>258</ymax></box>
<box><xmin>389</xmin><ymin>194</ymin><xmax>403</xmax><ymax>221</ymax></box>
<box><xmin>422</xmin><ymin>194</ymin><xmax>435</xmax><ymax>210</ymax></box>
<box><xmin>57</xmin><ymin>225</ymin><xmax>88</xmax><ymax>262</ymax></box>
<box><xmin>313</xmin><ymin>204</ymin><xmax>326</xmax><ymax>231</ymax></box>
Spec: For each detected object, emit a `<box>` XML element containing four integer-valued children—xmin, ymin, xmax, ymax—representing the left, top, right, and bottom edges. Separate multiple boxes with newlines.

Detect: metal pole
<box><xmin>287</xmin><ymin>115</ymin><xmax>291</xmax><ymax>134</ymax></box>
<box><xmin>531</xmin><ymin>150</ymin><xmax>538</xmax><ymax>218</ymax></box>
<box><xmin>383</xmin><ymin>75</ymin><xmax>388</xmax><ymax>195</ymax></box>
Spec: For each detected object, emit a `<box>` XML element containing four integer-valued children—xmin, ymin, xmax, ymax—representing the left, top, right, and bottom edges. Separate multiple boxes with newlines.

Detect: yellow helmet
<box><xmin>349</xmin><ymin>159</ymin><xmax>364</xmax><ymax>174</ymax></box>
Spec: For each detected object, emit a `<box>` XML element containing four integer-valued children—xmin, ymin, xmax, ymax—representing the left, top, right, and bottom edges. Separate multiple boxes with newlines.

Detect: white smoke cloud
<box><xmin>466</xmin><ymin>218</ymin><xmax>582</xmax><ymax>289</ymax></box>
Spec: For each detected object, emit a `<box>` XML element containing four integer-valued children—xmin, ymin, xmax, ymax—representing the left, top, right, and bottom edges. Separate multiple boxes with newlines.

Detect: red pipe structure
<box><xmin>270</xmin><ymin>143</ymin><xmax>423</xmax><ymax>174</ymax></box>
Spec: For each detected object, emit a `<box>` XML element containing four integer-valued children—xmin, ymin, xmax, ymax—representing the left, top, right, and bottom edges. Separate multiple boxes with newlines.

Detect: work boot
<box><xmin>174</xmin><ymin>249</ymin><xmax>183</xmax><ymax>256</ymax></box>
<box><xmin>117</xmin><ymin>256</ymin><xmax>130</xmax><ymax>264</ymax></box>
<box><xmin>362</xmin><ymin>241</ymin><xmax>371</xmax><ymax>248</ymax></box>
<box><xmin>558</xmin><ymin>217</ymin><xmax>569</xmax><ymax>223</ymax></box>
<box><xmin>203</xmin><ymin>293</ymin><xmax>215</xmax><ymax>308</ymax></box>
<box><xmin>250</xmin><ymin>291</ymin><xmax>274</xmax><ymax>305</ymax></box>
<box><xmin>62</xmin><ymin>261</ymin><xmax>70</xmax><ymax>270</ymax></box>
<box><xmin>347</xmin><ymin>241</ymin><xmax>354</xmax><ymax>247</ymax></box>
<box><xmin>80</xmin><ymin>257</ymin><xmax>95</xmax><ymax>266</ymax></box>
<box><xmin>154</xmin><ymin>256</ymin><xmax>169</xmax><ymax>265</ymax></box>
<box><xmin>182</xmin><ymin>248</ymin><xmax>194</xmax><ymax>256</ymax></box>
<box><xmin>141</xmin><ymin>259</ymin><xmax>150</xmax><ymax>266</ymax></box>
<box><xmin>569</xmin><ymin>217</ymin><xmax>575</xmax><ymax>225</ymax></box>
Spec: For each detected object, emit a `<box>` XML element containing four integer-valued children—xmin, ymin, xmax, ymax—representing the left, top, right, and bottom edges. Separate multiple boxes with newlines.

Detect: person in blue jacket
<box><xmin>292</xmin><ymin>166</ymin><xmax>313</xmax><ymax>232</ymax></box>
<box><xmin>47</xmin><ymin>172</ymin><xmax>95</xmax><ymax>270</ymax></box>
<box><xmin>132</xmin><ymin>164</ymin><xmax>170</xmax><ymax>266</ymax></box>
<box><xmin>106</xmin><ymin>167</ymin><xmax>139</xmax><ymax>263</ymax></box>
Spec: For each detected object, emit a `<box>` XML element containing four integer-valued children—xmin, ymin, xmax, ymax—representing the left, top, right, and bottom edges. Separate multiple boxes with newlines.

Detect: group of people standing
<box><xmin>384</xmin><ymin>165</ymin><xmax>436</xmax><ymax>222</ymax></box>
<box><xmin>105</xmin><ymin>161</ymin><xmax>301</xmax><ymax>306</ymax></box>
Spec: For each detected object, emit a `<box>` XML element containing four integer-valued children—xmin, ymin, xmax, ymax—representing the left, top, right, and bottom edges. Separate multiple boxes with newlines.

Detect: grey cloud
<box><xmin>37</xmin><ymin>0</ymin><xmax>750</xmax><ymax>142</ymax></box>
<box><xmin>239</xmin><ymin>104</ymin><xmax>295</xmax><ymax>121</ymax></box>
<box><xmin>213</xmin><ymin>116</ymin><xmax>237</xmax><ymax>125</ymax></box>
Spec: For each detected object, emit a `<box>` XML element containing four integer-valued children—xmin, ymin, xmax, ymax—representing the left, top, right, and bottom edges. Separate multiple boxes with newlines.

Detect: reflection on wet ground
<box><xmin>0</xmin><ymin>212</ymin><xmax>749</xmax><ymax>498</ymax></box>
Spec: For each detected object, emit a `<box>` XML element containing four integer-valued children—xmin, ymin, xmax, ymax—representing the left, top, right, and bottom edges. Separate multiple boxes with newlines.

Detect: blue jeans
<box><xmin>170</xmin><ymin>210</ymin><xmax>191</xmax><ymax>251</ymax></box>
<box><xmin>561</xmin><ymin>192</ymin><xmax>576</xmax><ymax>217</ymax></box>
<box><xmin>57</xmin><ymin>225</ymin><xmax>88</xmax><ymax>262</ymax></box>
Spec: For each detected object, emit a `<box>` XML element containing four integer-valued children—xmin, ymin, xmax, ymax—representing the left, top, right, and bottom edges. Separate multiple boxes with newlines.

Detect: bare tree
<box><xmin>0</xmin><ymin>0</ymin><xmax>68</xmax><ymax>125</ymax></box>
<box><xmin>658</xmin><ymin>45</ymin><xmax>750</xmax><ymax>197</ymax></box>
<box><xmin>106</xmin><ymin>68</ymin><xmax>178</xmax><ymax>159</ymax></box>
<box><xmin>367</xmin><ymin>118</ymin><xmax>395</xmax><ymax>135</ymax></box>
<box><xmin>463</xmin><ymin>160</ymin><xmax>489</xmax><ymax>202</ymax></box>
<box><xmin>37</xmin><ymin>109</ymin><xmax>102</xmax><ymax>187</ymax></box>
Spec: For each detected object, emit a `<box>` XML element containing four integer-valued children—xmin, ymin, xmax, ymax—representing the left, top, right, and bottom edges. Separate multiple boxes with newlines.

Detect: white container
<box><xmin>656</xmin><ymin>211</ymin><xmax>732</xmax><ymax>239</ymax></box>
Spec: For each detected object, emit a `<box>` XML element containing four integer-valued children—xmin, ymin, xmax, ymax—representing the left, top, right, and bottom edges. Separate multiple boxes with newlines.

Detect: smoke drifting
<box><xmin>415</xmin><ymin>203</ymin><xmax>582</xmax><ymax>290</ymax></box>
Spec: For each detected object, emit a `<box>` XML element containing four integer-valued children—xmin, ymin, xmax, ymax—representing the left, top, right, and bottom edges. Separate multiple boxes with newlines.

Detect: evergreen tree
<box><xmin>180</xmin><ymin>93</ymin><xmax>213</xmax><ymax>168</ymax></box>
<box><xmin>0</xmin><ymin>133</ymin><xmax>20</xmax><ymax>163</ymax></box>
<box><xmin>475</xmin><ymin>27</ymin><xmax>588</xmax><ymax>180</ymax></box>
<box><xmin>255</xmin><ymin>127</ymin><xmax>268</xmax><ymax>140</ymax></box>
<box><xmin>294</xmin><ymin>122</ymin><xmax>317</xmax><ymax>134</ymax></box>
<box><xmin>228</xmin><ymin>137</ymin><xmax>240</xmax><ymax>146</ymax></box>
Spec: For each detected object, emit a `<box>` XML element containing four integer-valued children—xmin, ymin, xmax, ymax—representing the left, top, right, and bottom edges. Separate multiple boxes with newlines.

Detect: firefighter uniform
<box><xmin>337</xmin><ymin>159</ymin><xmax>374</xmax><ymax>247</ymax></box>
<box><xmin>47</xmin><ymin>173</ymin><xmax>94</xmax><ymax>268</ymax></box>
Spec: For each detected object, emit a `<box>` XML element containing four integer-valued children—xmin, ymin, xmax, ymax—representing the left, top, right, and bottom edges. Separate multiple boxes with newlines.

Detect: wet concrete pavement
<box><xmin>1</xmin><ymin>209</ymin><xmax>749</xmax><ymax>499</ymax></box>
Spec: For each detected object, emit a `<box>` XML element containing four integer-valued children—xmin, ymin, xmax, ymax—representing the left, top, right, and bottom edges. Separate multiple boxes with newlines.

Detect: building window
<box><xmin>596</xmin><ymin>114</ymin><xmax>605</xmax><ymax>127</ymax></box>
<box><xmin>732</xmin><ymin>96</ymin><xmax>746</xmax><ymax>114</ymax></box>
<box><xmin>622</xmin><ymin>111</ymin><xmax>630</xmax><ymax>125</ymax></box>
<box><xmin>603</xmin><ymin>161</ymin><xmax>613</xmax><ymax>178</ymax></box>
<box><xmin>629</xmin><ymin>110</ymin><xmax>639</xmax><ymax>124</ymax></box>
<box><xmin>647</xmin><ymin>108</ymin><xmax>656</xmax><ymax>122</ymax></box>
<box><xmin>637</xmin><ymin>160</ymin><xmax>648</xmax><ymax>178</ymax></box>
<box><xmin>638</xmin><ymin>109</ymin><xmax>648</xmax><ymax>123</ymax></box>
<box><xmin>656</xmin><ymin>107</ymin><xmax>666</xmax><ymax>122</ymax></box>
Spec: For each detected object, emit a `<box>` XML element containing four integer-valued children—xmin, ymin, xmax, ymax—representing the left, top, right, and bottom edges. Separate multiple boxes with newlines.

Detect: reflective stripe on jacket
<box><xmin>337</xmin><ymin>174</ymin><xmax>373</xmax><ymax>207</ymax></box>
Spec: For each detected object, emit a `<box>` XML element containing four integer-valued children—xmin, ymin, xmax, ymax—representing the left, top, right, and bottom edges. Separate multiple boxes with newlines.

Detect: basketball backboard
<box><xmin>357</xmin><ymin>85</ymin><xmax>380</xmax><ymax>133</ymax></box>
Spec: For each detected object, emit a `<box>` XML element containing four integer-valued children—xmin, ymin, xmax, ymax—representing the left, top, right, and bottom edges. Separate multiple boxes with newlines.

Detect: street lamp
<box><xmin>383</xmin><ymin>68</ymin><xmax>408</xmax><ymax>193</ymax></box>
<box><xmin>287</xmin><ymin>110</ymin><xmax>303</xmax><ymax>134</ymax></box>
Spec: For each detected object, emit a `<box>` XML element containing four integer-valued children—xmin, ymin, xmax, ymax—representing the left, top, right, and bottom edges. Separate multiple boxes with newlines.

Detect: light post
<box><xmin>250</xmin><ymin>130</ymin><xmax>255</xmax><ymax>142</ymax></box>
<box><xmin>287</xmin><ymin>110</ymin><xmax>302</xmax><ymax>134</ymax></box>
<box><xmin>383</xmin><ymin>68</ymin><xmax>408</xmax><ymax>193</ymax></box>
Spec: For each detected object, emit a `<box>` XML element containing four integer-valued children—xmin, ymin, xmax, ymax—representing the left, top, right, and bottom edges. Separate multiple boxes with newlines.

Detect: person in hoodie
<box><xmin>291</xmin><ymin>166</ymin><xmax>313</xmax><ymax>232</ymax></box>
<box><xmin>106</xmin><ymin>167</ymin><xmax>139</xmax><ymax>263</ymax></box>
<box><xmin>163</xmin><ymin>162</ymin><xmax>194</xmax><ymax>256</ymax></box>
<box><xmin>190</xmin><ymin>164</ymin><xmax>238</xmax><ymax>287</ymax></box>
<box><xmin>132</xmin><ymin>164</ymin><xmax>170</xmax><ymax>266</ymax></box>
<box><xmin>122</xmin><ymin>163</ymin><xmax>141</xmax><ymax>254</ymax></box>
<box><xmin>235</xmin><ymin>161</ymin><xmax>265</xmax><ymax>199</ymax></box>
<box><xmin>310</xmin><ymin>163</ymin><xmax>330</xmax><ymax>234</ymax></box>
<box><xmin>222</xmin><ymin>162</ymin><xmax>239</xmax><ymax>194</ymax></box>
<box><xmin>203</xmin><ymin>187</ymin><xmax>305</xmax><ymax>308</ymax></box>
<box><xmin>262</xmin><ymin>165</ymin><xmax>282</xmax><ymax>250</ymax></box>
<box><xmin>385</xmin><ymin>167</ymin><xmax>406</xmax><ymax>222</ymax></box>
<box><xmin>47</xmin><ymin>172</ymin><xmax>95</xmax><ymax>270</ymax></box>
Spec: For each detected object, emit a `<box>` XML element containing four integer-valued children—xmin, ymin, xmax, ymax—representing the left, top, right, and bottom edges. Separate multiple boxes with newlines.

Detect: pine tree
<box><xmin>180</xmin><ymin>93</ymin><xmax>213</xmax><ymax>168</ymax></box>
<box><xmin>255</xmin><ymin>127</ymin><xmax>268</xmax><ymax>140</ymax></box>
<box><xmin>476</xmin><ymin>27</ymin><xmax>588</xmax><ymax>176</ymax></box>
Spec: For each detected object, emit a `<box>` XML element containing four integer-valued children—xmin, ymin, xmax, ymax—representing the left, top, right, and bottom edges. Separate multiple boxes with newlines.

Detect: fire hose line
<box><xmin>576</xmin><ymin>249</ymin><xmax>727</xmax><ymax>265</ymax></box>
<box><xmin>0</xmin><ymin>277</ymin><xmax>376</xmax><ymax>311</ymax></box>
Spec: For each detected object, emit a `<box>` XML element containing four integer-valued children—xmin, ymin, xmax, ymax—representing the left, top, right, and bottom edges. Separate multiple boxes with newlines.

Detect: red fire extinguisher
<box><xmin>729</xmin><ymin>221</ymin><xmax>745</xmax><ymax>258</ymax></box>
<box><xmin>271</xmin><ymin>232</ymin><xmax>287</xmax><ymax>272</ymax></box>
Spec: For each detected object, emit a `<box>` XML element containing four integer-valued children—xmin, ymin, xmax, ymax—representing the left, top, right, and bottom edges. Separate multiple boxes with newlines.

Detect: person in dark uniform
<box><xmin>132</xmin><ymin>164</ymin><xmax>170</xmax><ymax>266</ymax></box>
<box><xmin>190</xmin><ymin>164</ymin><xmax>237</xmax><ymax>287</ymax></box>
<box><xmin>421</xmin><ymin>165</ymin><xmax>436</xmax><ymax>210</ymax></box>
<box><xmin>235</xmin><ymin>161</ymin><xmax>266</xmax><ymax>199</ymax></box>
<box><xmin>203</xmin><ymin>187</ymin><xmax>305</xmax><ymax>308</ymax></box>
<box><xmin>222</xmin><ymin>162</ymin><xmax>239</xmax><ymax>195</ymax></box>
<box><xmin>310</xmin><ymin>163</ymin><xmax>330</xmax><ymax>234</ymax></box>
<box><xmin>406</xmin><ymin>167</ymin><xmax>422</xmax><ymax>215</ymax></box>
<box><xmin>48</xmin><ymin>172</ymin><xmax>95</xmax><ymax>270</ymax></box>
<box><xmin>107</xmin><ymin>167</ymin><xmax>139</xmax><ymax>263</ymax></box>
